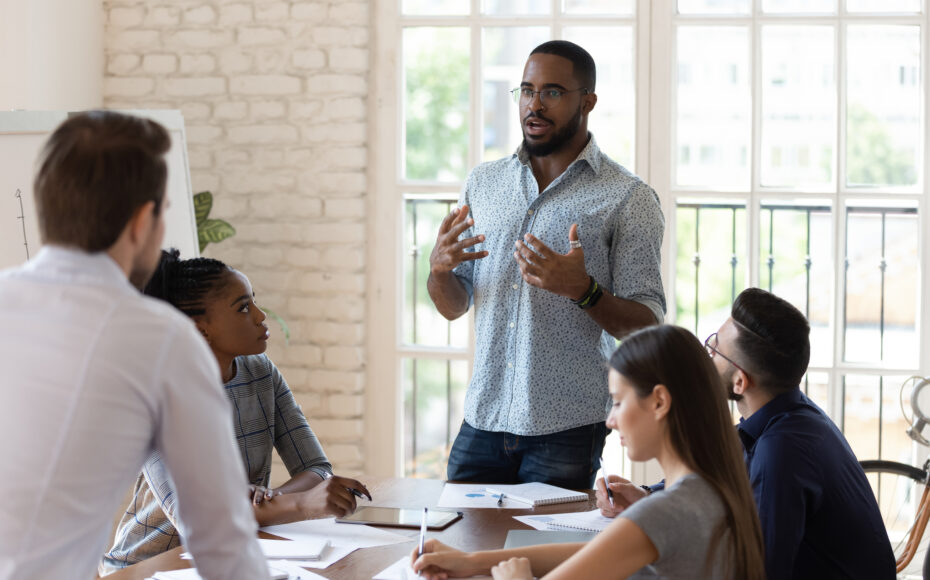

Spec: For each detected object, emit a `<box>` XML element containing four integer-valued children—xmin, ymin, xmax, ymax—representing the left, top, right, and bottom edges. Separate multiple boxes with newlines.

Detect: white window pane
<box><xmin>843</xmin><ymin>206</ymin><xmax>918</xmax><ymax>367</ymax></box>
<box><xmin>404</xmin><ymin>27</ymin><xmax>470</xmax><ymax>182</ymax></box>
<box><xmin>762</xmin><ymin>0</ymin><xmax>835</xmax><ymax>11</ymax></box>
<box><xmin>403</xmin><ymin>358</ymin><xmax>469</xmax><ymax>478</ymax></box>
<box><xmin>678</xmin><ymin>0</ymin><xmax>750</xmax><ymax>14</ymax></box>
<box><xmin>846</xmin><ymin>26</ymin><xmax>920</xmax><ymax>188</ymax></box>
<box><xmin>562</xmin><ymin>27</ymin><xmax>635</xmax><ymax>169</ymax></box>
<box><xmin>842</xmin><ymin>375</ymin><xmax>910</xmax><ymax>463</ymax></box>
<box><xmin>483</xmin><ymin>0</ymin><xmax>549</xmax><ymax>15</ymax></box>
<box><xmin>847</xmin><ymin>0</ymin><xmax>920</xmax><ymax>12</ymax></box>
<box><xmin>563</xmin><ymin>0</ymin><xmax>634</xmax><ymax>15</ymax></box>
<box><xmin>403</xmin><ymin>198</ymin><xmax>471</xmax><ymax>348</ymax></box>
<box><xmin>676</xmin><ymin>27</ymin><xmax>750</xmax><ymax>190</ymax></box>
<box><xmin>761</xmin><ymin>26</ymin><xmax>835</xmax><ymax>189</ymax></box>
<box><xmin>804</xmin><ymin>372</ymin><xmax>830</xmax><ymax>416</ymax></box>
<box><xmin>674</xmin><ymin>200</ymin><xmax>747</xmax><ymax>339</ymax></box>
<box><xmin>482</xmin><ymin>27</ymin><xmax>550</xmax><ymax>163</ymax></box>
<box><xmin>758</xmin><ymin>201</ymin><xmax>834</xmax><ymax>367</ymax></box>
<box><xmin>403</xmin><ymin>0</ymin><xmax>469</xmax><ymax>15</ymax></box>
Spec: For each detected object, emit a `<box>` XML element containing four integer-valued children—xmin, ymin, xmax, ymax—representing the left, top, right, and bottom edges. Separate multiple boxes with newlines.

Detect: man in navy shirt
<box><xmin>597</xmin><ymin>288</ymin><xmax>895</xmax><ymax>579</ymax></box>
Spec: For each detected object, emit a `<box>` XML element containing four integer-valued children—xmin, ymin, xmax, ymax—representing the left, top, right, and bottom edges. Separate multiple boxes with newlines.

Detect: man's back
<box><xmin>0</xmin><ymin>248</ymin><xmax>267</xmax><ymax>580</ymax></box>
<box><xmin>740</xmin><ymin>389</ymin><xmax>895</xmax><ymax>579</ymax></box>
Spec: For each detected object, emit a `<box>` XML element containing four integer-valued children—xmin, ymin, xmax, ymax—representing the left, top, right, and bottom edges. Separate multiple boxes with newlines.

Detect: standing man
<box><xmin>596</xmin><ymin>288</ymin><xmax>895</xmax><ymax>579</ymax></box>
<box><xmin>429</xmin><ymin>40</ymin><xmax>666</xmax><ymax>488</ymax></box>
<box><xmin>0</xmin><ymin>111</ymin><xmax>269</xmax><ymax>580</ymax></box>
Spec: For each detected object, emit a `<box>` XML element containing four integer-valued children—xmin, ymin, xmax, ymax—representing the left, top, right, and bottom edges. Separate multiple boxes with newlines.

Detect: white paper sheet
<box><xmin>373</xmin><ymin>556</ymin><xmax>495</xmax><ymax>580</ymax></box>
<box><xmin>513</xmin><ymin>509</ymin><xmax>612</xmax><ymax>533</ymax></box>
<box><xmin>259</xmin><ymin>517</ymin><xmax>412</xmax><ymax>568</ymax></box>
<box><xmin>435</xmin><ymin>483</ymin><xmax>526</xmax><ymax>509</ymax></box>
<box><xmin>266</xmin><ymin>560</ymin><xmax>330</xmax><ymax>579</ymax></box>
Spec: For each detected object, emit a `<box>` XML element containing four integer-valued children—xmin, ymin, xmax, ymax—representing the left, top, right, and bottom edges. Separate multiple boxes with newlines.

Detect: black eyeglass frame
<box><xmin>704</xmin><ymin>332</ymin><xmax>751</xmax><ymax>377</ymax></box>
<box><xmin>509</xmin><ymin>87</ymin><xmax>589</xmax><ymax>107</ymax></box>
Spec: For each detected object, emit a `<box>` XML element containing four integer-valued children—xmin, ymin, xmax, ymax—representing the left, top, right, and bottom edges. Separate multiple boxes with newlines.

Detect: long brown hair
<box><xmin>610</xmin><ymin>325</ymin><xmax>764</xmax><ymax>580</ymax></box>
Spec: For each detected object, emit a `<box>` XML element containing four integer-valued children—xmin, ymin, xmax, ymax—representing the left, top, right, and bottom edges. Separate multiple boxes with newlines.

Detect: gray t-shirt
<box><xmin>622</xmin><ymin>473</ymin><xmax>730</xmax><ymax>579</ymax></box>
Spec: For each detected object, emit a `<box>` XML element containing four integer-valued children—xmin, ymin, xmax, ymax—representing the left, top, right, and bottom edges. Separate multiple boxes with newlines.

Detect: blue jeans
<box><xmin>446</xmin><ymin>421</ymin><xmax>609</xmax><ymax>489</ymax></box>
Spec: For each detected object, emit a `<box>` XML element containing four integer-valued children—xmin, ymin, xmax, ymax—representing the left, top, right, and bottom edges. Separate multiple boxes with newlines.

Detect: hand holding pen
<box><xmin>417</xmin><ymin>507</ymin><xmax>428</xmax><ymax>577</ymax></box>
<box><xmin>595</xmin><ymin>472</ymin><xmax>648</xmax><ymax>518</ymax></box>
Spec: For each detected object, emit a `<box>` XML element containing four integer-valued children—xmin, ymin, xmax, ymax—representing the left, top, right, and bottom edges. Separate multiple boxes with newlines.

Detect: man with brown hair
<box><xmin>0</xmin><ymin>111</ymin><xmax>269</xmax><ymax>580</ymax></box>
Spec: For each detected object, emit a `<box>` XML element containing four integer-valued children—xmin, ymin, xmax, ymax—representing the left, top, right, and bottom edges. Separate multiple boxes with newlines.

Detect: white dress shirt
<box><xmin>0</xmin><ymin>247</ymin><xmax>269</xmax><ymax>580</ymax></box>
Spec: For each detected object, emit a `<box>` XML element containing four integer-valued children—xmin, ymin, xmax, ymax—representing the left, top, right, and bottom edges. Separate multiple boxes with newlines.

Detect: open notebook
<box><xmin>485</xmin><ymin>482</ymin><xmax>588</xmax><ymax>507</ymax></box>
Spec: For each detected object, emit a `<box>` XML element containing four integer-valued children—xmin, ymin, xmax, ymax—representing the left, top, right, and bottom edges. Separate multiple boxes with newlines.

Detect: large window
<box><xmin>371</xmin><ymin>1</ymin><xmax>930</xmax><ymax>483</ymax></box>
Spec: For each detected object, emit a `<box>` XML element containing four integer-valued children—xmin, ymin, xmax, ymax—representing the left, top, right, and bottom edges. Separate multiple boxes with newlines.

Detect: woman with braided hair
<box><xmin>100</xmin><ymin>249</ymin><xmax>369</xmax><ymax>574</ymax></box>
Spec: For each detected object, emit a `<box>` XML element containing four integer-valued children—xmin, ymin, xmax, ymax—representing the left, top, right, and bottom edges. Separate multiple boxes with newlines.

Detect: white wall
<box><xmin>0</xmin><ymin>0</ymin><xmax>104</xmax><ymax>110</ymax></box>
<box><xmin>102</xmin><ymin>0</ymin><xmax>371</xmax><ymax>480</ymax></box>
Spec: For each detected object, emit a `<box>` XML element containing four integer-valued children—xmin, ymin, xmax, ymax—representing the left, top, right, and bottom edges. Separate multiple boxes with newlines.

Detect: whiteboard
<box><xmin>0</xmin><ymin>110</ymin><xmax>198</xmax><ymax>271</ymax></box>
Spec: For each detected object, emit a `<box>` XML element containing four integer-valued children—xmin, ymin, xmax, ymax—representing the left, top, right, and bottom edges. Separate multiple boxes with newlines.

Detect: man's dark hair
<box><xmin>731</xmin><ymin>287</ymin><xmax>811</xmax><ymax>394</ymax></box>
<box><xmin>530</xmin><ymin>40</ymin><xmax>596</xmax><ymax>92</ymax></box>
<box><xmin>34</xmin><ymin>110</ymin><xmax>170</xmax><ymax>252</ymax></box>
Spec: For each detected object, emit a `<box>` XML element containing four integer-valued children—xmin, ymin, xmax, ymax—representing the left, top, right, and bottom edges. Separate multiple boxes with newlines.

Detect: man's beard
<box><xmin>722</xmin><ymin>366</ymin><xmax>744</xmax><ymax>402</ymax></box>
<box><xmin>521</xmin><ymin>104</ymin><xmax>584</xmax><ymax>157</ymax></box>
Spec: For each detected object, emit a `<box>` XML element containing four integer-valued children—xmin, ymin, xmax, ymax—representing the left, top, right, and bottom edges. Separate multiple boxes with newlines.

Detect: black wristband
<box><xmin>572</xmin><ymin>277</ymin><xmax>603</xmax><ymax>310</ymax></box>
<box><xmin>640</xmin><ymin>484</ymin><xmax>652</xmax><ymax>495</ymax></box>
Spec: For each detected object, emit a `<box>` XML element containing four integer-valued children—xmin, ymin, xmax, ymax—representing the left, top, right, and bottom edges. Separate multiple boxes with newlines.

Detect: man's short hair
<box><xmin>530</xmin><ymin>40</ymin><xmax>596</xmax><ymax>92</ymax></box>
<box><xmin>34</xmin><ymin>110</ymin><xmax>171</xmax><ymax>252</ymax></box>
<box><xmin>731</xmin><ymin>287</ymin><xmax>811</xmax><ymax>394</ymax></box>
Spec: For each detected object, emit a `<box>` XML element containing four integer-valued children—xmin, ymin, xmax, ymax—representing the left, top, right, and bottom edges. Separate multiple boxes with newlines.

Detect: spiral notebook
<box><xmin>484</xmin><ymin>482</ymin><xmax>588</xmax><ymax>507</ymax></box>
<box><xmin>542</xmin><ymin>509</ymin><xmax>614</xmax><ymax>533</ymax></box>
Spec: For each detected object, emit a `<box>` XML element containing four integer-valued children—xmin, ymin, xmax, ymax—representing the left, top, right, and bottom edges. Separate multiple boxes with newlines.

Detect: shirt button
<box><xmin>527</xmin><ymin>209</ymin><xmax>534</xmax><ymax>215</ymax></box>
<box><xmin>508</xmin><ymin>362</ymin><xmax>513</xmax><ymax>368</ymax></box>
<box><xmin>509</xmin><ymin>322</ymin><xmax>515</xmax><ymax>328</ymax></box>
<box><xmin>512</xmin><ymin>284</ymin><xmax>518</xmax><ymax>290</ymax></box>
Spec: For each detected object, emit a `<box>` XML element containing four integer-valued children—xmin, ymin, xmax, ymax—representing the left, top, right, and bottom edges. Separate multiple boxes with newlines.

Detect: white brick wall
<box><xmin>103</xmin><ymin>0</ymin><xmax>370</xmax><ymax>483</ymax></box>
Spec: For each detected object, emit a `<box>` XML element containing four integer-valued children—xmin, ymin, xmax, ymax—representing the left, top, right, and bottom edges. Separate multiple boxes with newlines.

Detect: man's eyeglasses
<box><xmin>704</xmin><ymin>333</ymin><xmax>750</xmax><ymax>377</ymax></box>
<box><xmin>510</xmin><ymin>87</ymin><xmax>589</xmax><ymax>108</ymax></box>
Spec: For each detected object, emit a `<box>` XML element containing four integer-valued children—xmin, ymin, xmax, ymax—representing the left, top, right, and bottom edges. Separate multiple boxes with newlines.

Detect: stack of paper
<box><xmin>513</xmin><ymin>509</ymin><xmax>613</xmax><ymax>533</ymax></box>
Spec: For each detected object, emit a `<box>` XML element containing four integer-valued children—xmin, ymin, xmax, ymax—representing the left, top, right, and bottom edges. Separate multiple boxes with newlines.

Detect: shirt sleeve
<box><xmin>153</xmin><ymin>323</ymin><xmax>269</xmax><ymax>580</ymax></box>
<box><xmin>269</xmin><ymin>358</ymin><xmax>332</xmax><ymax>479</ymax></box>
<box><xmin>609</xmin><ymin>180</ymin><xmax>666</xmax><ymax>324</ymax></box>
<box><xmin>751</xmin><ymin>433</ymin><xmax>822</xmax><ymax>580</ymax></box>
<box><xmin>451</xmin><ymin>171</ymin><xmax>478</xmax><ymax>305</ymax></box>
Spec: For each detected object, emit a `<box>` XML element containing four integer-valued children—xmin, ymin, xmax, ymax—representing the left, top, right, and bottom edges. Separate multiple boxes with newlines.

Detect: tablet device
<box><xmin>335</xmin><ymin>507</ymin><xmax>463</xmax><ymax>530</ymax></box>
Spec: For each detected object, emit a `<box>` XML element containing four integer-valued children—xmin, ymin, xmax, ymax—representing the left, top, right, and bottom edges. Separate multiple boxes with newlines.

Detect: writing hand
<box><xmin>595</xmin><ymin>474</ymin><xmax>648</xmax><ymax>517</ymax></box>
<box><xmin>411</xmin><ymin>539</ymin><xmax>483</xmax><ymax>580</ymax></box>
<box><xmin>429</xmin><ymin>205</ymin><xmax>488</xmax><ymax>276</ymax></box>
<box><xmin>296</xmin><ymin>475</ymin><xmax>362</xmax><ymax>518</ymax></box>
<box><xmin>513</xmin><ymin>223</ymin><xmax>589</xmax><ymax>299</ymax></box>
<box><xmin>491</xmin><ymin>557</ymin><xmax>533</xmax><ymax>580</ymax></box>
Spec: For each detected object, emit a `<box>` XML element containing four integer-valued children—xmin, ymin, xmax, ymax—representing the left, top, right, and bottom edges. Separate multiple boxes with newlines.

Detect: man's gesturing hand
<box><xmin>513</xmin><ymin>223</ymin><xmax>590</xmax><ymax>299</ymax></box>
<box><xmin>429</xmin><ymin>205</ymin><xmax>488</xmax><ymax>276</ymax></box>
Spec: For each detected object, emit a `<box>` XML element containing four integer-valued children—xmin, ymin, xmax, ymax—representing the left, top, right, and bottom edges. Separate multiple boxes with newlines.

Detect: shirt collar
<box><xmin>27</xmin><ymin>245</ymin><xmax>135</xmax><ymax>290</ymax></box>
<box><xmin>514</xmin><ymin>132</ymin><xmax>603</xmax><ymax>175</ymax></box>
<box><xmin>737</xmin><ymin>388</ymin><xmax>808</xmax><ymax>449</ymax></box>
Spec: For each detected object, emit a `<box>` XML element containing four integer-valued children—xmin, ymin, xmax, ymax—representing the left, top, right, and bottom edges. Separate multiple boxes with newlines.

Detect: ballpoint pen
<box><xmin>497</xmin><ymin>492</ymin><xmax>505</xmax><ymax>507</ymax></box>
<box><xmin>417</xmin><ymin>507</ymin><xmax>428</xmax><ymax>578</ymax></box>
<box><xmin>601</xmin><ymin>457</ymin><xmax>615</xmax><ymax>508</ymax></box>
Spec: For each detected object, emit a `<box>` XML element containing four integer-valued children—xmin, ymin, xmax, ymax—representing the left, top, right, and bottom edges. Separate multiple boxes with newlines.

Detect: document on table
<box><xmin>145</xmin><ymin>560</ymin><xmax>326</xmax><ymax>580</ymax></box>
<box><xmin>373</xmin><ymin>556</ymin><xmax>493</xmax><ymax>580</ymax></box>
<box><xmin>513</xmin><ymin>509</ymin><xmax>613</xmax><ymax>533</ymax></box>
<box><xmin>436</xmin><ymin>483</ymin><xmax>528</xmax><ymax>509</ymax></box>
<box><xmin>259</xmin><ymin>517</ymin><xmax>412</xmax><ymax>567</ymax></box>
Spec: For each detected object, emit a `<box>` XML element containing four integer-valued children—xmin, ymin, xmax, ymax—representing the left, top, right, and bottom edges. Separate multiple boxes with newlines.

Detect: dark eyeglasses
<box><xmin>510</xmin><ymin>87</ymin><xmax>588</xmax><ymax>107</ymax></box>
<box><xmin>704</xmin><ymin>333</ymin><xmax>750</xmax><ymax>377</ymax></box>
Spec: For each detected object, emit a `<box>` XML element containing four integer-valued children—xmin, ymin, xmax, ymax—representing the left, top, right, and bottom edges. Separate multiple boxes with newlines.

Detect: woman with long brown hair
<box><xmin>411</xmin><ymin>325</ymin><xmax>764</xmax><ymax>579</ymax></box>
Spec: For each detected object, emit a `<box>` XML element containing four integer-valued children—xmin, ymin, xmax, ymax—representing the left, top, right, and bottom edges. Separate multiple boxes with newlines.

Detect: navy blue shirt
<box><xmin>738</xmin><ymin>389</ymin><xmax>895</xmax><ymax>579</ymax></box>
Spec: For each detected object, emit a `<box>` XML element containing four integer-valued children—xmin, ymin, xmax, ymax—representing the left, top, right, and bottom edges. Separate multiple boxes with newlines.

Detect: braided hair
<box><xmin>143</xmin><ymin>248</ymin><xmax>231</xmax><ymax>318</ymax></box>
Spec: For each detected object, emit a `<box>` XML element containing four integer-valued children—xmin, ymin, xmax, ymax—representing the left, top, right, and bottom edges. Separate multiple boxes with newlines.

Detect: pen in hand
<box><xmin>417</xmin><ymin>507</ymin><xmax>428</xmax><ymax>578</ymax></box>
<box><xmin>601</xmin><ymin>457</ymin><xmax>615</xmax><ymax>509</ymax></box>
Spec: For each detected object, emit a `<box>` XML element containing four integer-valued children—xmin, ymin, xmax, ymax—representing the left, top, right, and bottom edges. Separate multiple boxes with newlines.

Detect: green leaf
<box><xmin>260</xmin><ymin>307</ymin><xmax>290</xmax><ymax>344</ymax></box>
<box><xmin>193</xmin><ymin>191</ymin><xmax>213</xmax><ymax>226</ymax></box>
<box><xmin>198</xmin><ymin>218</ymin><xmax>236</xmax><ymax>252</ymax></box>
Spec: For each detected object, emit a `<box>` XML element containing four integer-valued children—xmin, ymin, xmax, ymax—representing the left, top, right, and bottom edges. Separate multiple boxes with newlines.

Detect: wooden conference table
<box><xmin>105</xmin><ymin>476</ymin><xmax>597</xmax><ymax>580</ymax></box>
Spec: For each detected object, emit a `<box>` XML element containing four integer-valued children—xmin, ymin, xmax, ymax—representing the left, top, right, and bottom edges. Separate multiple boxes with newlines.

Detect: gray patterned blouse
<box><xmin>100</xmin><ymin>354</ymin><xmax>331</xmax><ymax>573</ymax></box>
